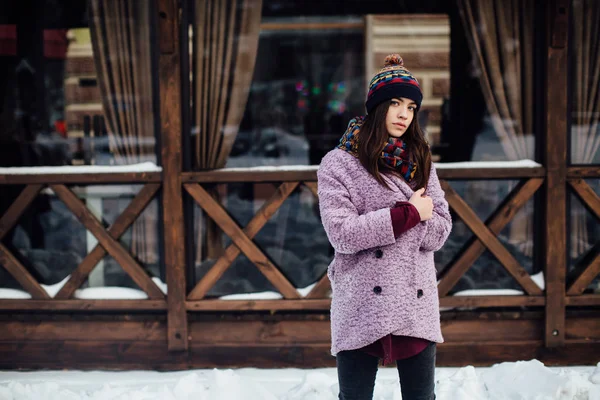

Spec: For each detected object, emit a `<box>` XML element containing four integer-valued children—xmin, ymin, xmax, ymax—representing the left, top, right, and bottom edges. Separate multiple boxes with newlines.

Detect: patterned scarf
<box><xmin>337</xmin><ymin>116</ymin><xmax>417</xmax><ymax>183</ymax></box>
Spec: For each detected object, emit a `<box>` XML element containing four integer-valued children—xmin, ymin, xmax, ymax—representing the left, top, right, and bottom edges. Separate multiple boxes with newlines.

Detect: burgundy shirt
<box><xmin>358</xmin><ymin>202</ymin><xmax>430</xmax><ymax>365</ymax></box>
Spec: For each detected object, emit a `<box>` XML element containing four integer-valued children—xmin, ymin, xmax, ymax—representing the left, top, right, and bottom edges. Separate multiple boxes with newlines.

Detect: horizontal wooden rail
<box><xmin>184</xmin><ymin>295</ymin><xmax>548</xmax><ymax>311</ymax></box>
<box><xmin>0</xmin><ymin>300</ymin><xmax>167</xmax><ymax>311</ymax></box>
<box><xmin>0</xmin><ymin>172</ymin><xmax>162</xmax><ymax>184</ymax></box>
<box><xmin>565</xmin><ymin>295</ymin><xmax>600</xmax><ymax>306</ymax></box>
<box><xmin>181</xmin><ymin>166</ymin><xmax>546</xmax><ymax>183</ymax></box>
<box><xmin>440</xmin><ymin>296</ymin><xmax>546</xmax><ymax>308</ymax></box>
<box><xmin>568</xmin><ymin>166</ymin><xmax>600</xmax><ymax>178</ymax></box>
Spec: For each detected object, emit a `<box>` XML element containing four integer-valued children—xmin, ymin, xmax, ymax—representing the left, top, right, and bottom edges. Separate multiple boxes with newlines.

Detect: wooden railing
<box><xmin>1</xmin><ymin>165</ymin><xmax>597</xmax><ymax>315</ymax></box>
<box><xmin>179</xmin><ymin>164</ymin><xmax>594</xmax><ymax>313</ymax></box>
<box><xmin>0</xmin><ymin>169</ymin><xmax>166</xmax><ymax>311</ymax></box>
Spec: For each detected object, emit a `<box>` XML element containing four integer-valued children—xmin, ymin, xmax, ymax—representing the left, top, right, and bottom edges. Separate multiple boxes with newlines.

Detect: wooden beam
<box><xmin>441</xmin><ymin>181</ymin><xmax>543</xmax><ymax>295</ymax></box>
<box><xmin>0</xmin><ymin>300</ymin><xmax>166</xmax><ymax>311</ymax></box>
<box><xmin>180</xmin><ymin>167</ymin><xmax>546</xmax><ymax>184</ymax></box>
<box><xmin>568</xmin><ymin>179</ymin><xmax>600</xmax><ymax>219</ymax></box>
<box><xmin>0</xmin><ymin>172</ymin><xmax>162</xmax><ymax>185</ymax></box>
<box><xmin>186</xmin><ymin>299</ymin><xmax>330</xmax><ymax>311</ymax></box>
<box><xmin>55</xmin><ymin>184</ymin><xmax>161</xmax><ymax>299</ymax></box>
<box><xmin>0</xmin><ymin>243</ymin><xmax>50</xmax><ymax>299</ymax></box>
<box><xmin>436</xmin><ymin>167</ymin><xmax>546</xmax><ymax>180</ymax></box>
<box><xmin>0</xmin><ymin>321</ymin><xmax>167</xmax><ymax>341</ymax></box>
<box><xmin>188</xmin><ymin>182</ymin><xmax>299</xmax><ymax>299</ymax></box>
<box><xmin>565</xmin><ymin>295</ymin><xmax>600</xmax><ymax>306</ymax></box>
<box><xmin>439</xmin><ymin>296</ymin><xmax>545</xmax><ymax>308</ymax></box>
<box><xmin>0</xmin><ymin>184</ymin><xmax>43</xmax><ymax>240</ymax></box>
<box><xmin>568</xmin><ymin>167</ymin><xmax>600</xmax><ymax>178</ymax></box>
<box><xmin>50</xmin><ymin>184</ymin><xmax>165</xmax><ymax>300</ymax></box>
<box><xmin>158</xmin><ymin>0</ymin><xmax>188</xmax><ymax>351</ymax></box>
<box><xmin>182</xmin><ymin>169</ymin><xmax>318</xmax><ymax>183</ymax></box>
<box><xmin>185</xmin><ymin>183</ymin><xmax>300</xmax><ymax>299</ymax></box>
<box><xmin>544</xmin><ymin>0</ymin><xmax>569</xmax><ymax>347</ymax></box>
<box><xmin>438</xmin><ymin>178</ymin><xmax>544</xmax><ymax>296</ymax></box>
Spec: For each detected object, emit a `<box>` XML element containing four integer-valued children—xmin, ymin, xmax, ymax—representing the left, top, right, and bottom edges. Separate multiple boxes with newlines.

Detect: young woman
<box><xmin>317</xmin><ymin>54</ymin><xmax>452</xmax><ymax>400</ymax></box>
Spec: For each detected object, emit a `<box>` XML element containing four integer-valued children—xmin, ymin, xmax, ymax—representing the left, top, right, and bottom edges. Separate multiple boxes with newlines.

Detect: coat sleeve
<box><xmin>317</xmin><ymin>159</ymin><xmax>396</xmax><ymax>255</ymax></box>
<box><xmin>419</xmin><ymin>164</ymin><xmax>452</xmax><ymax>252</ymax></box>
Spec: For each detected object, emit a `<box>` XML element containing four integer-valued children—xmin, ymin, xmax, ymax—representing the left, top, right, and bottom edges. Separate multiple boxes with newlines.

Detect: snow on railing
<box><xmin>0</xmin><ymin>162</ymin><xmax>162</xmax><ymax>175</ymax></box>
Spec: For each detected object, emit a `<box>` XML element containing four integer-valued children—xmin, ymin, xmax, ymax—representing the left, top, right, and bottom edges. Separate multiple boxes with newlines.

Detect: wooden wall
<box><xmin>0</xmin><ymin>0</ymin><xmax>599</xmax><ymax>370</ymax></box>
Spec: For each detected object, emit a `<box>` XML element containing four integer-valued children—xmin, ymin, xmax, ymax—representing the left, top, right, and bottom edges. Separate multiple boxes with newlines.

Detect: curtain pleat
<box><xmin>89</xmin><ymin>0</ymin><xmax>157</xmax><ymax>265</ymax></box>
<box><xmin>571</xmin><ymin>0</ymin><xmax>600</xmax><ymax>258</ymax></box>
<box><xmin>458</xmin><ymin>0</ymin><xmax>536</xmax><ymax>258</ymax></box>
<box><xmin>192</xmin><ymin>0</ymin><xmax>262</xmax><ymax>263</ymax></box>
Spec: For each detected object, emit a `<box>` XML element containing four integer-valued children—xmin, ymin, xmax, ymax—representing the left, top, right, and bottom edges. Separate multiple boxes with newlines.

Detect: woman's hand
<box><xmin>408</xmin><ymin>188</ymin><xmax>433</xmax><ymax>221</ymax></box>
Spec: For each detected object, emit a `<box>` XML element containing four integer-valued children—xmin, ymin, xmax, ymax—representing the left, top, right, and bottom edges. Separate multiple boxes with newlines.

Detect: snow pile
<box><xmin>0</xmin><ymin>162</ymin><xmax>162</xmax><ymax>175</ymax></box>
<box><xmin>0</xmin><ymin>360</ymin><xmax>598</xmax><ymax>399</ymax></box>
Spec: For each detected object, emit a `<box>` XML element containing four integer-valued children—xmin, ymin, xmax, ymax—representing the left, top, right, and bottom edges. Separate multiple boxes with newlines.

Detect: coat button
<box><xmin>375</xmin><ymin>249</ymin><xmax>383</xmax><ymax>259</ymax></box>
<box><xmin>373</xmin><ymin>286</ymin><xmax>382</xmax><ymax>294</ymax></box>
<box><xmin>417</xmin><ymin>289</ymin><xmax>424</xmax><ymax>298</ymax></box>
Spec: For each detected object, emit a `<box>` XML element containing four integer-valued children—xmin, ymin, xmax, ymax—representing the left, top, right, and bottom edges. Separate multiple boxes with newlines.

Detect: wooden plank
<box><xmin>440</xmin><ymin>296</ymin><xmax>545</xmax><ymax>308</ymax></box>
<box><xmin>544</xmin><ymin>1</ymin><xmax>569</xmax><ymax>347</ymax></box>
<box><xmin>0</xmin><ymin>172</ymin><xmax>162</xmax><ymax>185</ymax></box>
<box><xmin>188</xmin><ymin>182</ymin><xmax>299</xmax><ymax>299</ymax></box>
<box><xmin>565</xmin><ymin>295</ymin><xmax>600</xmax><ymax>306</ymax></box>
<box><xmin>440</xmin><ymin>181</ymin><xmax>543</xmax><ymax>295</ymax></box>
<box><xmin>182</xmin><ymin>169</ymin><xmax>318</xmax><ymax>183</ymax></box>
<box><xmin>180</xmin><ymin>167</ymin><xmax>546</xmax><ymax>184</ymax></box>
<box><xmin>0</xmin><ymin>321</ymin><xmax>167</xmax><ymax>341</ymax></box>
<box><xmin>0</xmin><ymin>184</ymin><xmax>43</xmax><ymax>240</ymax></box>
<box><xmin>303</xmin><ymin>181</ymin><xmax>319</xmax><ymax>198</ymax></box>
<box><xmin>50</xmin><ymin>184</ymin><xmax>165</xmax><ymax>300</ymax></box>
<box><xmin>1</xmin><ymin>339</ymin><xmax>600</xmax><ymax>370</ymax></box>
<box><xmin>438</xmin><ymin>178</ymin><xmax>544</xmax><ymax>296</ymax></box>
<box><xmin>158</xmin><ymin>0</ymin><xmax>188</xmax><ymax>352</ymax></box>
<box><xmin>565</xmin><ymin>317</ymin><xmax>600</xmax><ymax>340</ymax></box>
<box><xmin>55</xmin><ymin>184</ymin><xmax>161</xmax><ymax>299</ymax></box>
<box><xmin>0</xmin><ymin>341</ymin><xmax>334</xmax><ymax>370</ymax></box>
<box><xmin>0</xmin><ymin>300</ymin><xmax>167</xmax><ymax>311</ymax></box>
<box><xmin>441</xmin><ymin>319</ymin><xmax>542</xmax><ymax>342</ymax></box>
<box><xmin>436</xmin><ymin>341</ymin><xmax>600</xmax><ymax>367</ymax></box>
<box><xmin>0</xmin><ymin>243</ymin><xmax>50</xmax><ymax>299</ymax></box>
<box><xmin>186</xmin><ymin>299</ymin><xmax>330</xmax><ymax>311</ymax></box>
<box><xmin>185</xmin><ymin>183</ymin><xmax>300</xmax><ymax>299</ymax></box>
<box><xmin>188</xmin><ymin>320</ymin><xmax>331</xmax><ymax>345</ymax></box>
<box><xmin>568</xmin><ymin>167</ymin><xmax>600</xmax><ymax>178</ymax></box>
<box><xmin>305</xmin><ymin>274</ymin><xmax>332</xmax><ymax>299</ymax></box>
<box><xmin>569</xmin><ymin>179</ymin><xmax>600</xmax><ymax>219</ymax></box>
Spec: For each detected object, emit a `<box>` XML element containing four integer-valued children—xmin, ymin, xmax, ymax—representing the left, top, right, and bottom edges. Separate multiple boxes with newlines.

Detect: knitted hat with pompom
<box><xmin>365</xmin><ymin>54</ymin><xmax>423</xmax><ymax>114</ymax></box>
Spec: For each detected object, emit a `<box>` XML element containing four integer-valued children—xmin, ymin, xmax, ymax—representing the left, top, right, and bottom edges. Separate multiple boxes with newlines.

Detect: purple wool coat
<box><xmin>317</xmin><ymin>148</ymin><xmax>452</xmax><ymax>356</ymax></box>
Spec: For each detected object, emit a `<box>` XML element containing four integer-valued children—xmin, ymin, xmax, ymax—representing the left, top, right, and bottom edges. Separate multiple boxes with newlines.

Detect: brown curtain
<box><xmin>192</xmin><ymin>0</ymin><xmax>262</xmax><ymax>261</ymax></box>
<box><xmin>458</xmin><ymin>0</ymin><xmax>536</xmax><ymax>257</ymax></box>
<box><xmin>571</xmin><ymin>0</ymin><xmax>600</xmax><ymax>257</ymax></box>
<box><xmin>89</xmin><ymin>0</ymin><xmax>158</xmax><ymax>264</ymax></box>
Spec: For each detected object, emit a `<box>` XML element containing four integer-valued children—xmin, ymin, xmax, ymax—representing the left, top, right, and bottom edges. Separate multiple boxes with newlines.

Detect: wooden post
<box><xmin>158</xmin><ymin>0</ymin><xmax>188</xmax><ymax>351</ymax></box>
<box><xmin>544</xmin><ymin>0</ymin><xmax>569</xmax><ymax>347</ymax></box>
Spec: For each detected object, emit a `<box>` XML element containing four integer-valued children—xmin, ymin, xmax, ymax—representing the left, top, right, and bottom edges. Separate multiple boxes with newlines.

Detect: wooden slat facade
<box><xmin>0</xmin><ymin>0</ymin><xmax>598</xmax><ymax>369</ymax></box>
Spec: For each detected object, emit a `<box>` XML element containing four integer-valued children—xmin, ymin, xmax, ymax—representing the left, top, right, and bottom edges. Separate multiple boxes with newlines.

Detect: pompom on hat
<box><xmin>365</xmin><ymin>54</ymin><xmax>423</xmax><ymax>114</ymax></box>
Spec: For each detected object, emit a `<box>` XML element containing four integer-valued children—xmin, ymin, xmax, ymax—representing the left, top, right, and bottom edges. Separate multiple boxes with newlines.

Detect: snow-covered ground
<box><xmin>0</xmin><ymin>360</ymin><xmax>598</xmax><ymax>400</ymax></box>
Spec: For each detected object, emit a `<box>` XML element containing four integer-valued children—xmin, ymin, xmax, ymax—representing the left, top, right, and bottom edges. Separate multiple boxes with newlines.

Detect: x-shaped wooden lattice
<box><xmin>438</xmin><ymin>178</ymin><xmax>545</xmax><ymax>296</ymax></box>
<box><xmin>185</xmin><ymin>181</ymin><xmax>330</xmax><ymax>300</ymax></box>
<box><xmin>567</xmin><ymin>179</ymin><xmax>600</xmax><ymax>295</ymax></box>
<box><xmin>0</xmin><ymin>184</ymin><xmax>164</xmax><ymax>299</ymax></box>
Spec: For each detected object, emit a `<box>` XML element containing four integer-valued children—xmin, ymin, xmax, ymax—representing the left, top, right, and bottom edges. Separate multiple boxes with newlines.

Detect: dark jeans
<box><xmin>336</xmin><ymin>342</ymin><xmax>436</xmax><ymax>400</ymax></box>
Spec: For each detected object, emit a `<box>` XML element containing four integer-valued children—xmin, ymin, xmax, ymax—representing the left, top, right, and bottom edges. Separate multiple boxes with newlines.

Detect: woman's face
<box><xmin>385</xmin><ymin>97</ymin><xmax>417</xmax><ymax>138</ymax></box>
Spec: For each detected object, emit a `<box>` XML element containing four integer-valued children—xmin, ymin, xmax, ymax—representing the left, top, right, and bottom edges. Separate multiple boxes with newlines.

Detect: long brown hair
<box><xmin>357</xmin><ymin>100</ymin><xmax>432</xmax><ymax>190</ymax></box>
